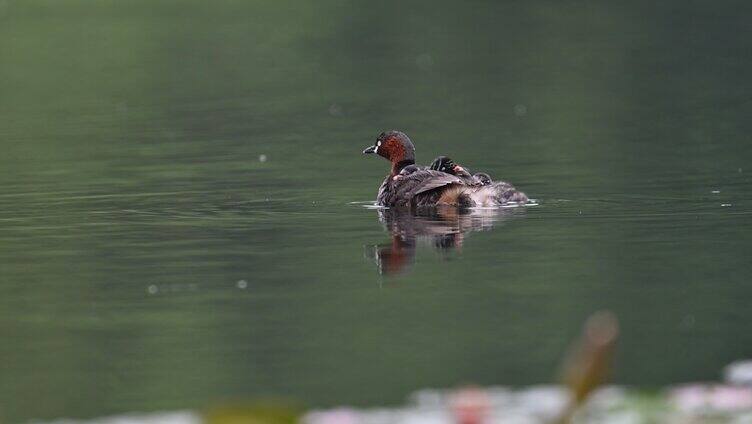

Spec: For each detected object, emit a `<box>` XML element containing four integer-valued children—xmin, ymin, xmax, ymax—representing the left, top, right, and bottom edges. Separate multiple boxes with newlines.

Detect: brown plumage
<box><xmin>377</xmin><ymin>169</ymin><xmax>467</xmax><ymax>208</ymax></box>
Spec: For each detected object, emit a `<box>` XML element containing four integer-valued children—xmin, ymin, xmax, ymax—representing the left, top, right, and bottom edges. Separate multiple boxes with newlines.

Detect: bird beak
<box><xmin>362</xmin><ymin>145</ymin><xmax>376</xmax><ymax>154</ymax></box>
<box><xmin>453</xmin><ymin>165</ymin><xmax>465</xmax><ymax>173</ymax></box>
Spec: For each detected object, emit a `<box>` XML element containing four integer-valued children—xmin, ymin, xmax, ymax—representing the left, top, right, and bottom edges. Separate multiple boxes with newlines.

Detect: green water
<box><xmin>2</xmin><ymin>1</ymin><xmax>752</xmax><ymax>422</ymax></box>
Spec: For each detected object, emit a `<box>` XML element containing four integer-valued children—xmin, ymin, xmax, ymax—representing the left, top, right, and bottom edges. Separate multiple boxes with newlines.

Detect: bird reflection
<box><xmin>365</xmin><ymin>207</ymin><xmax>521</xmax><ymax>275</ymax></box>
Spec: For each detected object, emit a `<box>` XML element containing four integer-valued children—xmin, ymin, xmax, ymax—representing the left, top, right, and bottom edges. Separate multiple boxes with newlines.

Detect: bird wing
<box><xmin>399</xmin><ymin>169</ymin><xmax>465</xmax><ymax>197</ymax></box>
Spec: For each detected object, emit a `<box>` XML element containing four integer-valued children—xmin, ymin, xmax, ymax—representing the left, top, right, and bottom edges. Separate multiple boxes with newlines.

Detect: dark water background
<box><xmin>2</xmin><ymin>1</ymin><xmax>752</xmax><ymax>422</ymax></box>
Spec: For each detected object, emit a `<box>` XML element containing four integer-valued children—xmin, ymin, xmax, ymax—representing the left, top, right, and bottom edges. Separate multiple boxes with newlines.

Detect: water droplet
<box><xmin>513</xmin><ymin>104</ymin><xmax>528</xmax><ymax>117</ymax></box>
<box><xmin>258</xmin><ymin>154</ymin><xmax>268</xmax><ymax>163</ymax></box>
<box><xmin>147</xmin><ymin>285</ymin><xmax>158</xmax><ymax>295</ymax></box>
<box><xmin>237</xmin><ymin>280</ymin><xmax>248</xmax><ymax>289</ymax></box>
<box><xmin>328</xmin><ymin>103</ymin><xmax>343</xmax><ymax>117</ymax></box>
<box><xmin>721</xmin><ymin>203</ymin><xmax>732</xmax><ymax>207</ymax></box>
<box><xmin>711</xmin><ymin>190</ymin><xmax>721</xmax><ymax>194</ymax></box>
<box><xmin>415</xmin><ymin>53</ymin><xmax>434</xmax><ymax>70</ymax></box>
<box><xmin>680</xmin><ymin>314</ymin><xmax>695</xmax><ymax>329</ymax></box>
<box><xmin>115</xmin><ymin>102</ymin><xmax>129</xmax><ymax>115</ymax></box>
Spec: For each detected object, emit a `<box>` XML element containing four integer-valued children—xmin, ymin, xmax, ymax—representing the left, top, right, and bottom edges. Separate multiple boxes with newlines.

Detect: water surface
<box><xmin>2</xmin><ymin>1</ymin><xmax>752</xmax><ymax>422</ymax></box>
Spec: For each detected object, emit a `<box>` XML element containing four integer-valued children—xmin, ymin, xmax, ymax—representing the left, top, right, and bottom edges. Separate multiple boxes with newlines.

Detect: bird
<box><xmin>429</xmin><ymin>156</ymin><xmax>493</xmax><ymax>186</ymax></box>
<box><xmin>362</xmin><ymin>130</ymin><xmax>528</xmax><ymax>208</ymax></box>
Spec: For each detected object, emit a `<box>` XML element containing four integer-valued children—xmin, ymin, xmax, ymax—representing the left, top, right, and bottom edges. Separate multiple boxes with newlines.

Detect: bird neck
<box><xmin>391</xmin><ymin>159</ymin><xmax>415</xmax><ymax>176</ymax></box>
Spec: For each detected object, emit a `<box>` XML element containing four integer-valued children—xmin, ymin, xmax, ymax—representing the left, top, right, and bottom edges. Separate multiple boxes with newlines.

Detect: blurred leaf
<box><xmin>203</xmin><ymin>400</ymin><xmax>301</xmax><ymax>424</ymax></box>
<box><xmin>558</xmin><ymin>311</ymin><xmax>619</xmax><ymax>422</ymax></box>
